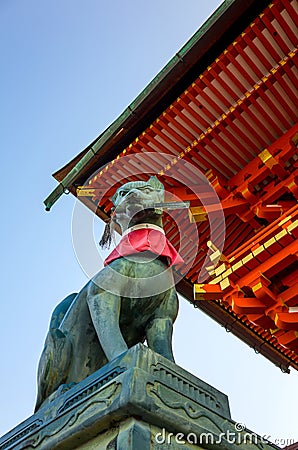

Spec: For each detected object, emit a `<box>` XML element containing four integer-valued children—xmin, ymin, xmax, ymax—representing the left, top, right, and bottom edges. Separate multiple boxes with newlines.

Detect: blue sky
<box><xmin>0</xmin><ymin>0</ymin><xmax>297</xmax><ymax>444</ymax></box>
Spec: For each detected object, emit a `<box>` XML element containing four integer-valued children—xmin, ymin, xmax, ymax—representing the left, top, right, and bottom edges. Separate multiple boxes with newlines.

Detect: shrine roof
<box><xmin>47</xmin><ymin>0</ymin><xmax>274</xmax><ymax>199</ymax></box>
<box><xmin>45</xmin><ymin>0</ymin><xmax>298</xmax><ymax>371</ymax></box>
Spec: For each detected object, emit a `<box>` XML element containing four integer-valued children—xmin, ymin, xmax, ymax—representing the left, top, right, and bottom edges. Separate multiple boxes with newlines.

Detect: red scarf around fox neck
<box><xmin>104</xmin><ymin>223</ymin><xmax>183</xmax><ymax>267</ymax></box>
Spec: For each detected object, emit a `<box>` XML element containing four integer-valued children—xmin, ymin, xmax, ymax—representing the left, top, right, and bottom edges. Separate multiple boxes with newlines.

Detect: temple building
<box><xmin>1</xmin><ymin>0</ymin><xmax>297</xmax><ymax>448</ymax></box>
<box><xmin>46</xmin><ymin>0</ymin><xmax>298</xmax><ymax>373</ymax></box>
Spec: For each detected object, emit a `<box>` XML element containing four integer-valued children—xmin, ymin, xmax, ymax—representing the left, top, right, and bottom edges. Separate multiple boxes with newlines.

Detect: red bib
<box><xmin>104</xmin><ymin>226</ymin><xmax>183</xmax><ymax>267</ymax></box>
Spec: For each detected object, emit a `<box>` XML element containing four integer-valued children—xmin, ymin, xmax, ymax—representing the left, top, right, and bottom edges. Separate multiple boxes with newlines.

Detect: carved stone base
<box><xmin>0</xmin><ymin>344</ymin><xmax>279</xmax><ymax>449</ymax></box>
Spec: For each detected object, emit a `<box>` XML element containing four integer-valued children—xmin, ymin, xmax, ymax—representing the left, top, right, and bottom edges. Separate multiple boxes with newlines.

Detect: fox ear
<box><xmin>148</xmin><ymin>176</ymin><xmax>164</xmax><ymax>203</ymax></box>
<box><xmin>148</xmin><ymin>176</ymin><xmax>164</xmax><ymax>191</ymax></box>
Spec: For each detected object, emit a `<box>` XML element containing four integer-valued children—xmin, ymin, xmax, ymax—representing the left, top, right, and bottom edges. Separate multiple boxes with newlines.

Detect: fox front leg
<box><xmin>87</xmin><ymin>288</ymin><xmax>128</xmax><ymax>361</ymax></box>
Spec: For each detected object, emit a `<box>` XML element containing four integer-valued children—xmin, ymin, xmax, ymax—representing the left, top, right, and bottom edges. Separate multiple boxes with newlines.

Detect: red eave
<box><xmin>47</xmin><ymin>0</ymin><xmax>298</xmax><ymax>371</ymax></box>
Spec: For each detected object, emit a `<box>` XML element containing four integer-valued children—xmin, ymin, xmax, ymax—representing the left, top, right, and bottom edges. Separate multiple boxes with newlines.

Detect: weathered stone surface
<box><xmin>0</xmin><ymin>344</ymin><xmax>280</xmax><ymax>449</ymax></box>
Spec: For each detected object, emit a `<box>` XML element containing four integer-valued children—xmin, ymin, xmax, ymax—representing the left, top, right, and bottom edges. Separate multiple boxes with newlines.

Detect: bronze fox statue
<box><xmin>35</xmin><ymin>177</ymin><xmax>180</xmax><ymax>411</ymax></box>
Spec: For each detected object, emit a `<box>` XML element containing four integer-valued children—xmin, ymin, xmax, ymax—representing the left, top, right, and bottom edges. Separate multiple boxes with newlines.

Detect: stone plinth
<box><xmin>0</xmin><ymin>344</ymin><xmax>279</xmax><ymax>449</ymax></box>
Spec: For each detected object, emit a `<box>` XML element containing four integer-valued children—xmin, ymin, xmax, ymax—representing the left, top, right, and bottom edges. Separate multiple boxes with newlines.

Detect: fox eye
<box><xmin>142</xmin><ymin>187</ymin><xmax>153</xmax><ymax>194</ymax></box>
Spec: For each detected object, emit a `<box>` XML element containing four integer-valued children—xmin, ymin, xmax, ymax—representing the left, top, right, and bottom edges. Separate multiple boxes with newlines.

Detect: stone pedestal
<box><xmin>0</xmin><ymin>344</ymin><xmax>279</xmax><ymax>449</ymax></box>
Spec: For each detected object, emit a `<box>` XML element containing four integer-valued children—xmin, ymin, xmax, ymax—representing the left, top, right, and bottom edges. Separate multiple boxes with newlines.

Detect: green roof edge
<box><xmin>44</xmin><ymin>0</ymin><xmax>270</xmax><ymax>211</ymax></box>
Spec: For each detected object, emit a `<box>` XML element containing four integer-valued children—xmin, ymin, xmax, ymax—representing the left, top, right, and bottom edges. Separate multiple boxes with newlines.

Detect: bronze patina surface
<box><xmin>35</xmin><ymin>177</ymin><xmax>179</xmax><ymax>411</ymax></box>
